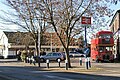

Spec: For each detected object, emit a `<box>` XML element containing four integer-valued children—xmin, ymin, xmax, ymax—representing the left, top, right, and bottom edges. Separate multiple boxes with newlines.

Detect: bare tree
<box><xmin>0</xmin><ymin>0</ymin><xmax>119</xmax><ymax>68</ymax></box>
<box><xmin>39</xmin><ymin>0</ymin><xmax>119</xmax><ymax>68</ymax></box>
<box><xmin>0</xmin><ymin>0</ymin><xmax>49</xmax><ymax>56</ymax></box>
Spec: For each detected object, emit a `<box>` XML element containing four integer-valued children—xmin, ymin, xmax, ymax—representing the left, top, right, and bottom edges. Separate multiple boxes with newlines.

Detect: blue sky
<box><xmin>0</xmin><ymin>1</ymin><xmax>120</xmax><ymax>32</ymax></box>
<box><xmin>0</xmin><ymin>0</ymin><xmax>20</xmax><ymax>31</ymax></box>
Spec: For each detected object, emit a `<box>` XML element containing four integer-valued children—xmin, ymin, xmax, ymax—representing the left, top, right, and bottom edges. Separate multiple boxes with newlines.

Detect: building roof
<box><xmin>4</xmin><ymin>31</ymin><xmax>34</xmax><ymax>45</ymax></box>
<box><xmin>109</xmin><ymin>9</ymin><xmax>120</xmax><ymax>26</ymax></box>
<box><xmin>3</xmin><ymin>31</ymin><xmax>83</xmax><ymax>46</ymax></box>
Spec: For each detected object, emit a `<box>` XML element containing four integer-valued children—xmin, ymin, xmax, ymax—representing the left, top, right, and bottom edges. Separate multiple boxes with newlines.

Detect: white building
<box><xmin>0</xmin><ymin>30</ymin><xmax>8</xmax><ymax>58</ymax></box>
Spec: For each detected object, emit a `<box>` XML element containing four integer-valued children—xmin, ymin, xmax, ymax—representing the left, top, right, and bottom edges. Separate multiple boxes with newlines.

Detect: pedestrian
<box><xmin>17</xmin><ymin>50</ymin><xmax>21</xmax><ymax>61</ymax></box>
<box><xmin>21</xmin><ymin>50</ymin><xmax>27</xmax><ymax>62</ymax></box>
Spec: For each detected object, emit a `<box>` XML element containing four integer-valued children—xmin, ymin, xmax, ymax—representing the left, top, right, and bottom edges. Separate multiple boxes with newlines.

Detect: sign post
<box><xmin>81</xmin><ymin>16</ymin><xmax>91</xmax><ymax>47</ymax></box>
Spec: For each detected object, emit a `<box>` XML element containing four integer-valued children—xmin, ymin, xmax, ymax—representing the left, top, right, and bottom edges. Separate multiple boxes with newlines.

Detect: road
<box><xmin>0</xmin><ymin>59</ymin><xmax>120</xmax><ymax>80</ymax></box>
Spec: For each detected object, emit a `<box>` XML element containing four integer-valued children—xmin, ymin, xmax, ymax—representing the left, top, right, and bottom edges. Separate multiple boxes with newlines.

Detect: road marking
<box><xmin>45</xmin><ymin>75</ymin><xmax>74</xmax><ymax>80</ymax></box>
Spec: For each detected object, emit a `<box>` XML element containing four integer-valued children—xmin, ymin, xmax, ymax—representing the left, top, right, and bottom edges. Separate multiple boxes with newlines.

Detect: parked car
<box><xmin>69</xmin><ymin>51</ymin><xmax>85</xmax><ymax>57</ymax></box>
<box><xmin>40</xmin><ymin>52</ymin><xmax>66</xmax><ymax>62</ymax></box>
<box><xmin>33</xmin><ymin>56</ymin><xmax>41</xmax><ymax>63</ymax></box>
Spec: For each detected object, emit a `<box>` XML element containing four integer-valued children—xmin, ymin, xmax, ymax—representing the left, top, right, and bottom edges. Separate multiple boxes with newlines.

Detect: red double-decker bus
<box><xmin>91</xmin><ymin>31</ymin><xmax>114</xmax><ymax>62</ymax></box>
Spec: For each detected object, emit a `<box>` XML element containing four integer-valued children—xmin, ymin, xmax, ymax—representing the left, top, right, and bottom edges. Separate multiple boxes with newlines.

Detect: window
<box><xmin>99</xmin><ymin>46</ymin><xmax>112</xmax><ymax>52</ymax></box>
<box><xmin>105</xmin><ymin>47</ymin><xmax>113</xmax><ymax>51</ymax></box>
<box><xmin>53</xmin><ymin>53</ymin><xmax>60</xmax><ymax>56</ymax></box>
<box><xmin>99</xmin><ymin>34</ymin><xmax>112</xmax><ymax>38</ymax></box>
<box><xmin>99</xmin><ymin>47</ymin><xmax>104</xmax><ymax>52</ymax></box>
<box><xmin>47</xmin><ymin>53</ymin><xmax>53</xmax><ymax>56</ymax></box>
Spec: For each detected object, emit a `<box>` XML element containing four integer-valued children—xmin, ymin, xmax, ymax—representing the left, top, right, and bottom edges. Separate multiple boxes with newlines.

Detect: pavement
<box><xmin>1</xmin><ymin>58</ymin><xmax>120</xmax><ymax>77</ymax></box>
<box><xmin>0</xmin><ymin>60</ymin><xmax>103</xmax><ymax>73</ymax></box>
<box><xmin>0</xmin><ymin>60</ymin><xmax>97</xmax><ymax>80</ymax></box>
<box><xmin>11</xmin><ymin>61</ymin><xmax>120</xmax><ymax>77</ymax></box>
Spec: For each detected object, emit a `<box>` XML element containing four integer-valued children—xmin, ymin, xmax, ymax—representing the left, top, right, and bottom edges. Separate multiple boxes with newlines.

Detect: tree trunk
<box><xmin>65</xmin><ymin>48</ymin><xmax>71</xmax><ymax>68</ymax></box>
<box><xmin>35</xmin><ymin>39</ymin><xmax>39</xmax><ymax>56</ymax></box>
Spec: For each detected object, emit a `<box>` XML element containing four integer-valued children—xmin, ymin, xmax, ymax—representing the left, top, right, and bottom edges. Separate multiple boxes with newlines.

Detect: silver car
<box><xmin>69</xmin><ymin>51</ymin><xmax>85</xmax><ymax>57</ymax></box>
<box><xmin>40</xmin><ymin>52</ymin><xmax>65</xmax><ymax>62</ymax></box>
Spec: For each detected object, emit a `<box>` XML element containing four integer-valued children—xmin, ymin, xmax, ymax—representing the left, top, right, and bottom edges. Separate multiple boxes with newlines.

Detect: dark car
<box><xmin>40</xmin><ymin>52</ymin><xmax>66</xmax><ymax>62</ymax></box>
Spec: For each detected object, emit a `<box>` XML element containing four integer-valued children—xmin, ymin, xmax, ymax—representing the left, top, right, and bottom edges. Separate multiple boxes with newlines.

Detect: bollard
<box><xmin>57</xmin><ymin>59</ymin><xmax>61</xmax><ymax>68</ymax></box>
<box><xmin>26</xmin><ymin>57</ymin><xmax>29</xmax><ymax>63</ymax></box>
<box><xmin>46</xmin><ymin>59</ymin><xmax>49</xmax><ymax>68</ymax></box>
<box><xmin>28</xmin><ymin>57</ymin><xmax>30</xmax><ymax>63</ymax></box>
<box><xmin>88</xmin><ymin>57</ymin><xmax>91</xmax><ymax>68</ymax></box>
<box><xmin>65</xmin><ymin>60</ymin><xmax>68</xmax><ymax>70</ymax></box>
<box><xmin>38</xmin><ymin>61</ymin><xmax>40</xmax><ymax>67</ymax></box>
<box><xmin>32</xmin><ymin>56</ymin><xmax>36</xmax><ymax>65</ymax></box>
<box><xmin>85</xmin><ymin>58</ymin><xmax>88</xmax><ymax>70</ymax></box>
<box><xmin>29</xmin><ymin>57</ymin><xmax>32</xmax><ymax>64</ymax></box>
<box><xmin>30</xmin><ymin>57</ymin><xmax>32</xmax><ymax>64</ymax></box>
<box><xmin>79</xmin><ymin>58</ymin><xmax>82</xmax><ymax>66</ymax></box>
<box><xmin>38</xmin><ymin>57</ymin><xmax>40</xmax><ymax>67</ymax></box>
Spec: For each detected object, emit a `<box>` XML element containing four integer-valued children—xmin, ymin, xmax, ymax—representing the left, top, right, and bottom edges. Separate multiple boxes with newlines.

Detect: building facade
<box><xmin>109</xmin><ymin>10</ymin><xmax>120</xmax><ymax>61</ymax></box>
<box><xmin>0</xmin><ymin>31</ymin><xmax>83</xmax><ymax>58</ymax></box>
<box><xmin>0</xmin><ymin>30</ymin><xmax>9</xmax><ymax>58</ymax></box>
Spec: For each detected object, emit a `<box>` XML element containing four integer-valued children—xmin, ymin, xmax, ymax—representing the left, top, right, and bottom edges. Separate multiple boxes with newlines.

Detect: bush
<box><xmin>21</xmin><ymin>50</ymin><xmax>27</xmax><ymax>62</ymax></box>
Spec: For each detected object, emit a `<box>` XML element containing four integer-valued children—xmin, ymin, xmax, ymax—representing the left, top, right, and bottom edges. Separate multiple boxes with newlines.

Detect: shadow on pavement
<box><xmin>0</xmin><ymin>65</ymin><xmax>120</xmax><ymax>80</ymax></box>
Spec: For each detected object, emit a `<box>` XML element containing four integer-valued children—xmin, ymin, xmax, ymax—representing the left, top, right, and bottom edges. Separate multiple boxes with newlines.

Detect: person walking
<box><xmin>17</xmin><ymin>50</ymin><xmax>21</xmax><ymax>61</ymax></box>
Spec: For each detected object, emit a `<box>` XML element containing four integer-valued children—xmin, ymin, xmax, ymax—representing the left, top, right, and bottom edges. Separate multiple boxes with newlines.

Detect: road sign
<box><xmin>81</xmin><ymin>16</ymin><xmax>91</xmax><ymax>24</ymax></box>
<box><xmin>84</xmin><ymin>48</ymin><xmax>90</xmax><ymax>55</ymax></box>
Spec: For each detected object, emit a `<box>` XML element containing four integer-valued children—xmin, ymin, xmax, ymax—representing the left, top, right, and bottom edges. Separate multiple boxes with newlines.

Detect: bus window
<box><xmin>104</xmin><ymin>34</ymin><xmax>112</xmax><ymax>38</ymax></box>
<box><xmin>99</xmin><ymin>34</ymin><xmax>112</xmax><ymax>39</ymax></box>
<box><xmin>105</xmin><ymin>47</ymin><xmax>113</xmax><ymax>51</ymax></box>
<box><xmin>99</xmin><ymin>47</ymin><xmax>104</xmax><ymax>52</ymax></box>
<box><xmin>99</xmin><ymin>35</ymin><xmax>103</xmax><ymax>38</ymax></box>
